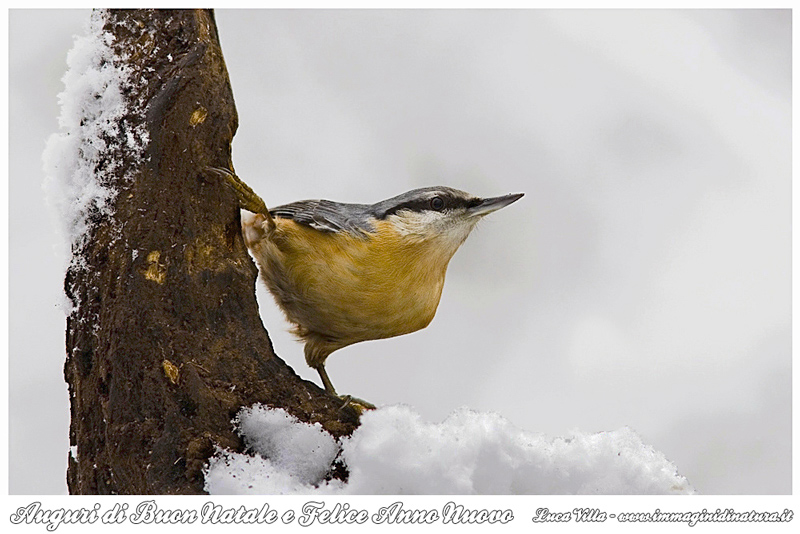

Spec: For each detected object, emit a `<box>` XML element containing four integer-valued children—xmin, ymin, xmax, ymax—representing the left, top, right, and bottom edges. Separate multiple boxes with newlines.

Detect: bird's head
<box><xmin>373</xmin><ymin>186</ymin><xmax>524</xmax><ymax>253</ymax></box>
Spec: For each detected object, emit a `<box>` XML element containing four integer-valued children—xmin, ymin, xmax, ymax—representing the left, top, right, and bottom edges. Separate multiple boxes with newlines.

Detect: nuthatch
<box><xmin>210</xmin><ymin>167</ymin><xmax>523</xmax><ymax>405</ymax></box>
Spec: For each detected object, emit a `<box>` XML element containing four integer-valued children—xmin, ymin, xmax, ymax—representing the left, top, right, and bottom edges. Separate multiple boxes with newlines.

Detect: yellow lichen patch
<box><xmin>144</xmin><ymin>250</ymin><xmax>167</xmax><ymax>284</ymax></box>
<box><xmin>162</xmin><ymin>359</ymin><xmax>180</xmax><ymax>385</ymax></box>
<box><xmin>184</xmin><ymin>227</ymin><xmax>247</xmax><ymax>275</ymax></box>
<box><xmin>185</xmin><ymin>240</ymin><xmax>215</xmax><ymax>270</ymax></box>
<box><xmin>184</xmin><ymin>231</ymin><xmax>221</xmax><ymax>274</ymax></box>
<box><xmin>190</xmin><ymin>106</ymin><xmax>208</xmax><ymax>126</ymax></box>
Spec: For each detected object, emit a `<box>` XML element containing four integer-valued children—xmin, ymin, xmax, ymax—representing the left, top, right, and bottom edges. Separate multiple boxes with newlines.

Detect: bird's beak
<box><xmin>467</xmin><ymin>192</ymin><xmax>524</xmax><ymax>217</ymax></box>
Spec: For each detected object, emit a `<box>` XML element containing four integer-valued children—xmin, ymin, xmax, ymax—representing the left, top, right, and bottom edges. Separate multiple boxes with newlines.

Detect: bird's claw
<box><xmin>338</xmin><ymin>394</ymin><xmax>376</xmax><ymax>412</ymax></box>
<box><xmin>205</xmin><ymin>166</ymin><xmax>270</xmax><ymax>216</ymax></box>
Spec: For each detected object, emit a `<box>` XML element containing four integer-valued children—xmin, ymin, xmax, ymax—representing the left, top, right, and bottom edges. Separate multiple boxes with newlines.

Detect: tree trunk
<box><xmin>64</xmin><ymin>8</ymin><xmax>360</xmax><ymax>495</ymax></box>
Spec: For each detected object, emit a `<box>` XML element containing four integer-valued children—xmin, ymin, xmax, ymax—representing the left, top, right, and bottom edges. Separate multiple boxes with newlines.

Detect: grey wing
<box><xmin>270</xmin><ymin>199</ymin><xmax>375</xmax><ymax>235</ymax></box>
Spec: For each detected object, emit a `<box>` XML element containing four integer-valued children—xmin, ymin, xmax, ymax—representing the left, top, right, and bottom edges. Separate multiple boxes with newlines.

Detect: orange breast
<box><xmin>255</xmin><ymin>218</ymin><xmax>453</xmax><ymax>344</ymax></box>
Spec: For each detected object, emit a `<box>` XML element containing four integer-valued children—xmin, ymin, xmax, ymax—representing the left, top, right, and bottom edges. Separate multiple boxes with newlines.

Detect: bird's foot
<box><xmin>314</xmin><ymin>364</ymin><xmax>375</xmax><ymax>411</ymax></box>
<box><xmin>205</xmin><ymin>166</ymin><xmax>270</xmax><ymax>216</ymax></box>
<box><xmin>338</xmin><ymin>394</ymin><xmax>376</xmax><ymax>412</ymax></box>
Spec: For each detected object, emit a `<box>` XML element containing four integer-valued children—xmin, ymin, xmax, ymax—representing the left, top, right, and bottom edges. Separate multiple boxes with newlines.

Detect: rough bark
<box><xmin>64</xmin><ymin>8</ymin><xmax>360</xmax><ymax>495</ymax></box>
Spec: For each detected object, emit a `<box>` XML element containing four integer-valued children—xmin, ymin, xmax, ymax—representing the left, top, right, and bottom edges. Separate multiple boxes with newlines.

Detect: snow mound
<box><xmin>205</xmin><ymin>405</ymin><xmax>693</xmax><ymax>495</ymax></box>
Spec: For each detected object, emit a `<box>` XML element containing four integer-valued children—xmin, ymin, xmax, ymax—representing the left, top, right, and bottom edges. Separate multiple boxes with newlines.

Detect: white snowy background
<box><xmin>8</xmin><ymin>8</ymin><xmax>791</xmax><ymax>494</ymax></box>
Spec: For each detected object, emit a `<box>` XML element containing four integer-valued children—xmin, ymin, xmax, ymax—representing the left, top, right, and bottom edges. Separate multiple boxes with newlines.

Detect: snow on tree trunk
<box><xmin>45</xmin><ymin>8</ymin><xmax>360</xmax><ymax>495</ymax></box>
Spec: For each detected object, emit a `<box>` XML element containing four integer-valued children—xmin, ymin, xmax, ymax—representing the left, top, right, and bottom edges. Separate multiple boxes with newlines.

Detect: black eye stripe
<box><xmin>371</xmin><ymin>187</ymin><xmax>472</xmax><ymax>219</ymax></box>
<box><xmin>381</xmin><ymin>195</ymin><xmax>449</xmax><ymax>216</ymax></box>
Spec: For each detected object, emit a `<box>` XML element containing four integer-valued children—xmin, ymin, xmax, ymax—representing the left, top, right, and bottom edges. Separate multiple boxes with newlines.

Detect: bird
<box><xmin>209</xmin><ymin>167</ymin><xmax>523</xmax><ymax>407</ymax></box>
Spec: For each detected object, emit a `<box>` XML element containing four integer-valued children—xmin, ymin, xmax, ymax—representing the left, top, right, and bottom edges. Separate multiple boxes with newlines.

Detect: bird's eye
<box><xmin>430</xmin><ymin>196</ymin><xmax>445</xmax><ymax>210</ymax></box>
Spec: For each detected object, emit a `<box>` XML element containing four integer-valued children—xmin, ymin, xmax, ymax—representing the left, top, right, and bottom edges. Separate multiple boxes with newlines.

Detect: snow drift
<box><xmin>205</xmin><ymin>404</ymin><xmax>693</xmax><ymax>495</ymax></box>
<box><xmin>42</xmin><ymin>9</ymin><xmax>148</xmax><ymax>264</ymax></box>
